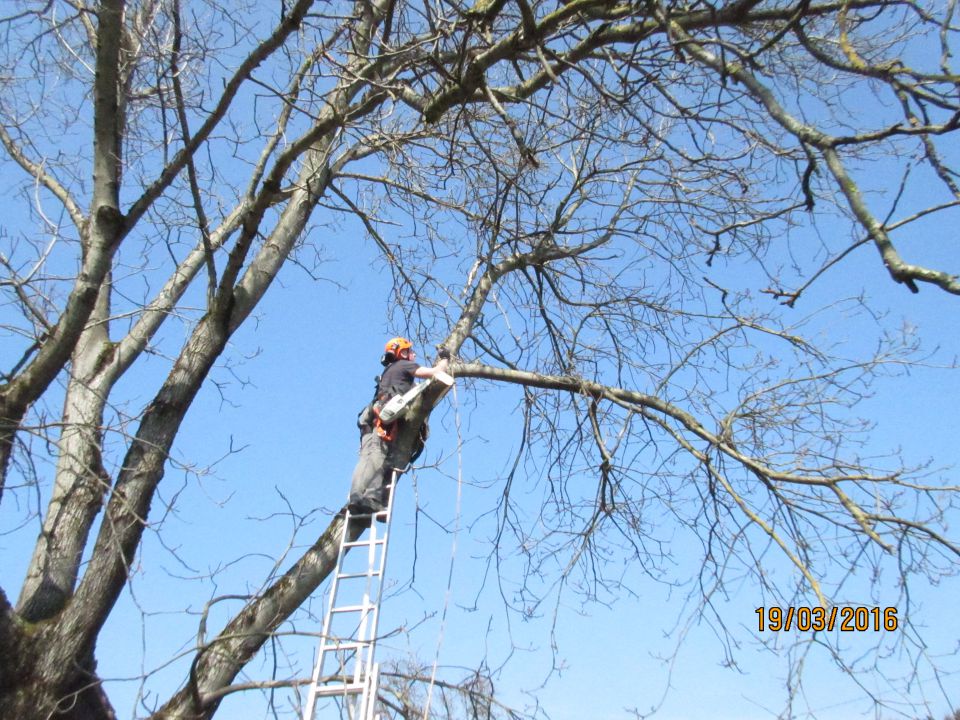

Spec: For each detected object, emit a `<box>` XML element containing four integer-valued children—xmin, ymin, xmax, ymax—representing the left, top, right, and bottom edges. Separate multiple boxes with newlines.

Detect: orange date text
<box><xmin>755</xmin><ymin>606</ymin><xmax>898</xmax><ymax>632</ymax></box>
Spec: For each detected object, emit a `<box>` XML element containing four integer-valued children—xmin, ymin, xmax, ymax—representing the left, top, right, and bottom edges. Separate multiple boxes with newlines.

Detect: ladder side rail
<box><xmin>335</xmin><ymin>516</ymin><xmax>388</xmax><ymax>689</ymax></box>
<box><xmin>346</xmin><ymin>493</ymin><xmax>392</xmax><ymax>720</ymax></box>
<box><xmin>328</xmin><ymin>518</ymin><xmax>377</xmax><ymax>691</ymax></box>
<box><xmin>358</xmin><ymin>662</ymin><xmax>380</xmax><ymax>720</ymax></box>
<box><xmin>303</xmin><ymin>507</ymin><xmax>359</xmax><ymax>719</ymax></box>
<box><xmin>356</xmin><ymin>517</ymin><xmax>384</xmax><ymax>647</ymax></box>
<box><xmin>323</xmin><ymin>518</ymin><xmax>388</xmax><ymax>693</ymax></box>
<box><xmin>351</xmin><ymin>479</ymin><xmax>393</xmax><ymax>692</ymax></box>
<box><xmin>358</xmin><ymin>472</ymin><xmax>399</xmax><ymax>719</ymax></box>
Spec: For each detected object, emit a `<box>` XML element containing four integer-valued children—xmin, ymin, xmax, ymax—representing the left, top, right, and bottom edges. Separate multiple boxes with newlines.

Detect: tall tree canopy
<box><xmin>1</xmin><ymin>0</ymin><xmax>958</xmax><ymax>718</ymax></box>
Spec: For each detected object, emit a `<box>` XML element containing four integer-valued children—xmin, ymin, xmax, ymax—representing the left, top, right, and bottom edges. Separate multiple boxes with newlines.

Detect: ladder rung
<box><xmin>342</xmin><ymin>538</ymin><xmax>386</xmax><ymax>548</ymax></box>
<box><xmin>319</xmin><ymin>640</ymin><xmax>368</xmax><ymax>652</ymax></box>
<box><xmin>310</xmin><ymin>683</ymin><xmax>366</xmax><ymax>697</ymax></box>
<box><xmin>337</xmin><ymin>571</ymin><xmax>381</xmax><ymax>580</ymax></box>
<box><xmin>348</xmin><ymin>508</ymin><xmax>389</xmax><ymax>516</ymax></box>
<box><xmin>330</xmin><ymin>603</ymin><xmax>372</xmax><ymax>613</ymax></box>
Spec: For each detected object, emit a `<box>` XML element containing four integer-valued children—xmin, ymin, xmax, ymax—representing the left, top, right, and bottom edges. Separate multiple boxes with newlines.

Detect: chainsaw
<box><xmin>377</xmin><ymin>370</ymin><xmax>455</xmax><ymax>424</ymax></box>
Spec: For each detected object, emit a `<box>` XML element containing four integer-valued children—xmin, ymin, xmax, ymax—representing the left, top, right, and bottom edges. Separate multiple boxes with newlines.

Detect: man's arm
<box><xmin>414</xmin><ymin>357</ymin><xmax>449</xmax><ymax>379</ymax></box>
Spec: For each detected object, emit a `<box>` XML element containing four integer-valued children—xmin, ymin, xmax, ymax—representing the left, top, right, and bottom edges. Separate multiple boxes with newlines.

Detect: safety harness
<box><xmin>363</xmin><ymin>375</ymin><xmax>405</xmax><ymax>442</ymax></box>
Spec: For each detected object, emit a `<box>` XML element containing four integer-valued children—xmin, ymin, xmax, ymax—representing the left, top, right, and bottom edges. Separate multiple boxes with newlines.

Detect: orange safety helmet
<box><xmin>383</xmin><ymin>336</ymin><xmax>413</xmax><ymax>361</ymax></box>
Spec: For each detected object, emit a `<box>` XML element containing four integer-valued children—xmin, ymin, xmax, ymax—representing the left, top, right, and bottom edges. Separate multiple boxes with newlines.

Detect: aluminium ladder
<box><xmin>303</xmin><ymin>471</ymin><xmax>399</xmax><ymax>720</ymax></box>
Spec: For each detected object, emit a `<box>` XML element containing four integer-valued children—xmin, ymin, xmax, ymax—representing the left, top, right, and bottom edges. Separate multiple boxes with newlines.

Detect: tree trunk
<box><xmin>0</xmin><ymin>603</ymin><xmax>116</xmax><ymax>720</ymax></box>
<box><xmin>18</xmin><ymin>282</ymin><xmax>115</xmax><ymax>622</ymax></box>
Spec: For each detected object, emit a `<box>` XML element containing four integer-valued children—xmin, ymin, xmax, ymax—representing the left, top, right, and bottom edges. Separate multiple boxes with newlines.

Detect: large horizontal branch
<box><xmin>451</xmin><ymin>362</ymin><xmax>893</xmax><ymax>488</ymax></box>
<box><xmin>450</xmin><ymin>361</ymin><xmax>942</xmax><ymax>600</ymax></box>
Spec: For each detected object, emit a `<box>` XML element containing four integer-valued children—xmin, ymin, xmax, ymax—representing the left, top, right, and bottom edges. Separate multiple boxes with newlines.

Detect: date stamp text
<box><xmin>756</xmin><ymin>606</ymin><xmax>898</xmax><ymax>632</ymax></box>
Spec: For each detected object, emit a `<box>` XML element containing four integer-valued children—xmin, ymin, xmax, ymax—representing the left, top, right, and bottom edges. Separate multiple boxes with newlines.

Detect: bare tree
<box><xmin>1</xmin><ymin>0</ymin><xmax>958</xmax><ymax>718</ymax></box>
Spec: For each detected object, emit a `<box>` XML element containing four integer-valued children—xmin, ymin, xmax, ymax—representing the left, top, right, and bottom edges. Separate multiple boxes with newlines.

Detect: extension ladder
<box><xmin>302</xmin><ymin>471</ymin><xmax>399</xmax><ymax>720</ymax></box>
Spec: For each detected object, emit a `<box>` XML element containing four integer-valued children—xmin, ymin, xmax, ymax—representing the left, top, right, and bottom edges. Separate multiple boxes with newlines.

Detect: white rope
<box><xmin>421</xmin><ymin>381</ymin><xmax>464</xmax><ymax>720</ymax></box>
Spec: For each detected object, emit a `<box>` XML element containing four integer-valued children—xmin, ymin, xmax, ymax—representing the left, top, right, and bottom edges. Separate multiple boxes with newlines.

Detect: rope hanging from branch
<box><xmin>421</xmin><ymin>383</ymin><xmax>465</xmax><ymax>720</ymax></box>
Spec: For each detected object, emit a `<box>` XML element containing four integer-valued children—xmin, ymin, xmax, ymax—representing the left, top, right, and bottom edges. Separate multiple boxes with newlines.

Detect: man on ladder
<box><xmin>348</xmin><ymin>337</ymin><xmax>450</xmax><ymax>516</ymax></box>
<box><xmin>302</xmin><ymin>338</ymin><xmax>452</xmax><ymax>720</ymax></box>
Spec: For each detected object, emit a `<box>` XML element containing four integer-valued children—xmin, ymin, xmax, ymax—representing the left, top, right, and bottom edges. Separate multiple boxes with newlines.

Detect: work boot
<box><xmin>348</xmin><ymin>501</ymin><xmax>383</xmax><ymax>516</ymax></box>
